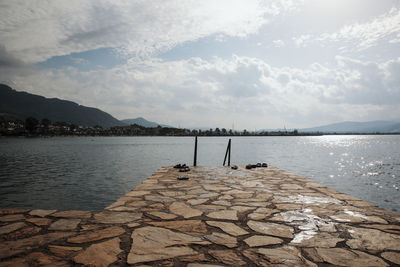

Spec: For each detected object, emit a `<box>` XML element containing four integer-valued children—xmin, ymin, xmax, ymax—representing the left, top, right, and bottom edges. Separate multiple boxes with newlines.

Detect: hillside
<box><xmin>0</xmin><ymin>84</ymin><xmax>125</xmax><ymax>128</ymax></box>
<box><xmin>121</xmin><ymin>117</ymin><xmax>170</xmax><ymax>128</ymax></box>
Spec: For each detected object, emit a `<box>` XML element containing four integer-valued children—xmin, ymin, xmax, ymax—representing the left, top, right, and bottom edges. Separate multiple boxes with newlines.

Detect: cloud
<box><xmin>0</xmin><ymin>0</ymin><xmax>299</xmax><ymax>64</ymax></box>
<box><xmin>7</xmin><ymin>54</ymin><xmax>400</xmax><ymax>129</ymax></box>
<box><xmin>293</xmin><ymin>7</ymin><xmax>400</xmax><ymax>51</ymax></box>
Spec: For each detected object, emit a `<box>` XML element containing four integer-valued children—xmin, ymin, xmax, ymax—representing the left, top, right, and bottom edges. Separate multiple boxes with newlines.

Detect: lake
<box><xmin>0</xmin><ymin>135</ymin><xmax>399</xmax><ymax>212</ymax></box>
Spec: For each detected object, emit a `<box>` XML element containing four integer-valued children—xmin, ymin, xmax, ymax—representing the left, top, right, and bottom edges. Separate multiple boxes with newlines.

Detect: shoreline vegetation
<box><xmin>1</xmin><ymin>117</ymin><xmax>400</xmax><ymax>137</ymax></box>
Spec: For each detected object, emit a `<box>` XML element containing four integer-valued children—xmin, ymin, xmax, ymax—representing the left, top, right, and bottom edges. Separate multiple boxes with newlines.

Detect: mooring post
<box><xmin>193</xmin><ymin>136</ymin><xmax>198</xmax><ymax>166</ymax></box>
<box><xmin>228</xmin><ymin>138</ymin><xmax>231</xmax><ymax>166</ymax></box>
<box><xmin>223</xmin><ymin>138</ymin><xmax>231</xmax><ymax>166</ymax></box>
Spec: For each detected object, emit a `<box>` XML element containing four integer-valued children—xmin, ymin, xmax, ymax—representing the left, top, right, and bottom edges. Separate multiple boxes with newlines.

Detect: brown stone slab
<box><xmin>94</xmin><ymin>211</ymin><xmax>141</xmax><ymax>223</ymax></box>
<box><xmin>49</xmin><ymin>245</ymin><xmax>82</xmax><ymax>257</ymax></box>
<box><xmin>209</xmin><ymin>250</ymin><xmax>246</xmax><ymax>266</ymax></box>
<box><xmin>0</xmin><ymin>214</ymin><xmax>25</xmax><ymax>222</ymax></box>
<box><xmin>2</xmin><ymin>226</ymin><xmax>41</xmax><ymax>240</ymax></box>
<box><xmin>247</xmin><ymin>220</ymin><xmax>294</xmax><ymax>238</ymax></box>
<box><xmin>244</xmin><ymin>235</ymin><xmax>284</xmax><ymax>247</ymax></box>
<box><xmin>169</xmin><ymin>202</ymin><xmax>203</xmax><ymax>218</ymax></box>
<box><xmin>0</xmin><ymin>222</ymin><xmax>27</xmax><ymax>235</ymax></box>
<box><xmin>206</xmin><ymin>232</ymin><xmax>237</xmax><ymax>248</ymax></box>
<box><xmin>67</xmin><ymin>226</ymin><xmax>125</xmax><ymax>244</ymax></box>
<box><xmin>0</xmin><ymin>252</ymin><xmax>69</xmax><ymax>267</ymax></box>
<box><xmin>207</xmin><ymin>210</ymin><xmax>238</xmax><ymax>220</ymax></box>
<box><xmin>381</xmin><ymin>251</ymin><xmax>400</xmax><ymax>265</ymax></box>
<box><xmin>148</xmin><ymin>220</ymin><xmax>207</xmax><ymax>236</ymax></box>
<box><xmin>206</xmin><ymin>221</ymin><xmax>248</xmax><ymax>236</ymax></box>
<box><xmin>49</xmin><ymin>219</ymin><xmax>81</xmax><ymax>231</ymax></box>
<box><xmin>26</xmin><ymin>217</ymin><xmax>52</xmax><ymax>226</ymax></box>
<box><xmin>74</xmin><ymin>237</ymin><xmax>121</xmax><ymax>266</ymax></box>
<box><xmin>0</xmin><ymin>209</ymin><xmax>29</xmax><ymax>215</ymax></box>
<box><xmin>29</xmin><ymin>209</ymin><xmax>57</xmax><ymax>217</ymax></box>
<box><xmin>0</xmin><ymin>232</ymin><xmax>73</xmax><ymax>259</ymax></box>
<box><xmin>52</xmin><ymin>210</ymin><xmax>91</xmax><ymax>219</ymax></box>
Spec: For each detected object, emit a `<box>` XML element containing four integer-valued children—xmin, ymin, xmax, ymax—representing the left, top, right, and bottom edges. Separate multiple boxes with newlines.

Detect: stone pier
<box><xmin>1</xmin><ymin>166</ymin><xmax>400</xmax><ymax>266</ymax></box>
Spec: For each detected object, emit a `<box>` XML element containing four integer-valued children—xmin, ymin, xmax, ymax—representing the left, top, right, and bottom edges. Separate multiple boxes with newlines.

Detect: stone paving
<box><xmin>1</xmin><ymin>166</ymin><xmax>400</xmax><ymax>266</ymax></box>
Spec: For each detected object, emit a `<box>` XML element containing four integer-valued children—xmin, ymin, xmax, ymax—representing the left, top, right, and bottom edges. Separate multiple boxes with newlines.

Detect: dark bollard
<box><xmin>193</xmin><ymin>136</ymin><xmax>198</xmax><ymax>167</ymax></box>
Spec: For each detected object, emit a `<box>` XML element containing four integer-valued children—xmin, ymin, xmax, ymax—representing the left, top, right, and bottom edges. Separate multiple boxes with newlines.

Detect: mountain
<box><xmin>0</xmin><ymin>84</ymin><xmax>125</xmax><ymax>128</ymax></box>
<box><xmin>300</xmin><ymin>120</ymin><xmax>400</xmax><ymax>133</ymax></box>
<box><xmin>121</xmin><ymin>117</ymin><xmax>171</xmax><ymax>128</ymax></box>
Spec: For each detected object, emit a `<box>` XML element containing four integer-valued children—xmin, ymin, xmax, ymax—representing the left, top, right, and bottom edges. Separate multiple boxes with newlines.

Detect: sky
<box><xmin>1</xmin><ymin>0</ymin><xmax>400</xmax><ymax>130</ymax></box>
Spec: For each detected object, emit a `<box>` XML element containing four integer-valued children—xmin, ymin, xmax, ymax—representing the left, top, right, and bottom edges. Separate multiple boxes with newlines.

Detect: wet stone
<box><xmin>0</xmin><ymin>209</ymin><xmax>28</xmax><ymax>215</ymax></box>
<box><xmin>74</xmin><ymin>237</ymin><xmax>122</xmax><ymax>266</ymax></box>
<box><xmin>2</xmin><ymin>226</ymin><xmax>41</xmax><ymax>240</ymax></box>
<box><xmin>345</xmin><ymin>227</ymin><xmax>400</xmax><ymax>252</ymax></box>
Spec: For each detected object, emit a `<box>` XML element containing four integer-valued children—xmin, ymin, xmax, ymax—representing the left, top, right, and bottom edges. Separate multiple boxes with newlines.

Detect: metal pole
<box><xmin>193</xmin><ymin>136</ymin><xmax>198</xmax><ymax>166</ymax></box>
<box><xmin>223</xmin><ymin>138</ymin><xmax>230</xmax><ymax>166</ymax></box>
<box><xmin>228</xmin><ymin>139</ymin><xmax>231</xmax><ymax>166</ymax></box>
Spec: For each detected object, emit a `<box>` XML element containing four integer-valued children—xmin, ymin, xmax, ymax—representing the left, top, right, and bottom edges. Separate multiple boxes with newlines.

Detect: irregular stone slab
<box><xmin>346</xmin><ymin>227</ymin><xmax>400</xmax><ymax>251</ymax></box>
<box><xmin>127</xmin><ymin>222</ymin><xmax>140</xmax><ymax>228</ymax></box>
<box><xmin>0</xmin><ymin>222</ymin><xmax>26</xmax><ymax>235</ymax></box>
<box><xmin>360</xmin><ymin>224</ymin><xmax>400</xmax><ymax>234</ymax></box>
<box><xmin>80</xmin><ymin>224</ymin><xmax>102</xmax><ymax>231</ymax></box>
<box><xmin>206</xmin><ymin>221</ymin><xmax>248</xmax><ymax>236</ymax></box>
<box><xmin>125</xmin><ymin>190</ymin><xmax>151</xmax><ymax>197</ymax></box>
<box><xmin>254</xmin><ymin>246</ymin><xmax>316</xmax><ymax>266</ymax></box>
<box><xmin>147</xmin><ymin>211</ymin><xmax>177</xmax><ymax>220</ymax></box>
<box><xmin>94</xmin><ymin>211</ymin><xmax>141</xmax><ymax>224</ymax></box>
<box><xmin>2</xmin><ymin>226</ymin><xmax>41</xmax><ymax>240</ymax></box>
<box><xmin>231</xmin><ymin>206</ymin><xmax>255</xmax><ymax>212</ymax></box>
<box><xmin>149</xmin><ymin>220</ymin><xmax>207</xmax><ymax>236</ymax></box>
<box><xmin>187</xmin><ymin>199</ymin><xmax>208</xmax><ymax>205</ymax></box>
<box><xmin>207</xmin><ymin>210</ymin><xmax>238</xmax><ymax>220</ymax></box>
<box><xmin>0</xmin><ymin>214</ymin><xmax>25</xmax><ymax>222</ymax></box>
<box><xmin>74</xmin><ymin>237</ymin><xmax>121</xmax><ymax>266</ymax></box>
<box><xmin>169</xmin><ymin>202</ymin><xmax>203</xmax><ymax>218</ymax></box>
<box><xmin>206</xmin><ymin>232</ymin><xmax>237</xmax><ymax>248</ymax></box>
<box><xmin>0</xmin><ymin>232</ymin><xmax>73</xmax><ymax>259</ymax></box>
<box><xmin>49</xmin><ymin>245</ymin><xmax>82</xmax><ymax>257</ymax></box>
<box><xmin>209</xmin><ymin>250</ymin><xmax>246</xmax><ymax>266</ymax></box>
<box><xmin>309</xmin><ymin>247</ymin><xmax>388</xmax><ymax>266</ymax></box>
<box><xmin>291</xmin><ymin>232</ymin><xmax>344</xmax><ymax>248</ymax></box>
<box><xmin>0</xmin><ymin>252</ymin><xmax>68</xmax><ymax>267</ymax></box>
<box><xmin>244</xmin><ymin>235</ymin><xmax>284</xmax><ymax>247</ymax></box>
<box><xmin>381</xmin><ymin>252</ymin><xmax>400</xmax><ymax>265</ymax></box>
<box><xmin>196</xmin><ymin>205</ymin><xmax>226</xmax><ymax>212</ymax></box>
<box><xmin>128</xmin><ymin>226</ymin><xmax>210</xmax><ymax>264</ymax></box>
<box><xmin>0</xmin><ymin>209</ymin><xmax>28</xmax><ymax>215</ymax></box>
<box><xmin>52</xmin><ymin>210</ymin><xmax>91</xmax><ymax>219</ymax></box>
<box><xmin>29</xmin><ymin>209</ymin><xmax>57</xmax><ymax>217</ymax></box>
<box><xmin>49</xmin><ymin>219</ymin><xmax>81</xmax><ymax>231</ymax></box>
<box><xmin>67</xmin><ymin>226</ymin><xmax>125</xmax><ymax>244</ymax></box>
<box><xmin>247</xmin><ymin>220</ymin><xmax>294</xmax><ymax>238</ymax></box>
<box><xmin>127</xmin><ymin>201</ymin><xmax>148</xmax><ymax>207</ymax></box>
<box><xmin>26</xmin><ymin>217</ymin><xmax>52</xmax><ymax>226</ymax></box>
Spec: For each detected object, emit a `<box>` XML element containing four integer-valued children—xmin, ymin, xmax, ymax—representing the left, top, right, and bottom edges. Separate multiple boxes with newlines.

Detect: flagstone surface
<box><xmin>1</xmin><ymin>166</ymin><xmax>399</xmax><ymax>266</ymax></box>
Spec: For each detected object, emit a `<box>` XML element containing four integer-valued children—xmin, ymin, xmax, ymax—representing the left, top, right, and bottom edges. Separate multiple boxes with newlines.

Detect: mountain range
<box><xmin>1</xmin><ymin>83</ymin><xmax>399</xmax><ymax>132</ymax></box>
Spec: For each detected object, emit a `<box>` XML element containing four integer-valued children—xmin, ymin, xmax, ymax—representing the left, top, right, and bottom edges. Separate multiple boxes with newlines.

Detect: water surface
<box><xmin>0</xmin><ymin>136</ymin><xmax>399</xmax><ymax>212</ymax></box>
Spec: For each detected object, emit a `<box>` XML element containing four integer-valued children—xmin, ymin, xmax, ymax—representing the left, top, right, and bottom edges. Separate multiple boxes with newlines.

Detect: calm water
<box><xmin>0</xmin><ymin>136</ymin><xmax>399</xmax><ymax>212</ymax></box>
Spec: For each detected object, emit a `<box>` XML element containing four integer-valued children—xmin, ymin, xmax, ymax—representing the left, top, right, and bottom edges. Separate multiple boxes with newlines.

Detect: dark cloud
<box><xmin>0</xmin><ymin>44</ymin><xmax>25</xmax><ymax>68</ymax></box>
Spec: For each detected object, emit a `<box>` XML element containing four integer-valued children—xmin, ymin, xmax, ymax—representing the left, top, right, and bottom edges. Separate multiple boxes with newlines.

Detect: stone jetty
<box><xmin>1</xmin><ymin>166</ymin><xmax>400</xmax><ymax>266</ymax></box>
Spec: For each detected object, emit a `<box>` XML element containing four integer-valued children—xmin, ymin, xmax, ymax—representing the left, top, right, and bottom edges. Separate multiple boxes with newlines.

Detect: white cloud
<box><xmin>293</xmin><ymin>7</ymin><xmax>400</xmax><ymax>51</ymax></box>
<box><xmin>6</xmin><ymin>55</ymin><xmax>400</xmax><ymax>129</ymax></box>
<box><xmin>0</xmin><ymin>0</ymin><xmax>299</xmax><ymax>64</ymax></box>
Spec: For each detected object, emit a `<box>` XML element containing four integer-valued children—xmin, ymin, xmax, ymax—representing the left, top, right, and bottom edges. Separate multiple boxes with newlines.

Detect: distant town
<box><xmin>1</xmin><ymin>116</ymin><xmax>399</xmax><ymax>137</ymax></box>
